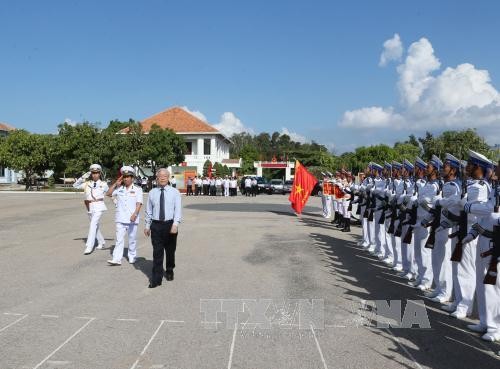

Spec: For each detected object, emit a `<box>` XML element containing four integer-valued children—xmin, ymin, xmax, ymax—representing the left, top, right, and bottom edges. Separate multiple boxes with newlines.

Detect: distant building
<box><xmin>0</xmin><ymin>122</ymin><xmax>19</xmax><ymax>184</ymax></box>
<box><xmin>121</xmin><ymin>107</ymin><xmax>241</xmax><ymax>190</ymax></box>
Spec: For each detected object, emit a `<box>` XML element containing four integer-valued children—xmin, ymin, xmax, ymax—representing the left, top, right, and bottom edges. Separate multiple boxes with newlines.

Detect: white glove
<box><xmin>461</xmin><ymin>234</ymin><xmax>474</xmax><ymax>245</ymax></box>
<box><xmin>82</xmin><ymin>171</ymin><xmax>91</xmax><ymax>180</ymax></box>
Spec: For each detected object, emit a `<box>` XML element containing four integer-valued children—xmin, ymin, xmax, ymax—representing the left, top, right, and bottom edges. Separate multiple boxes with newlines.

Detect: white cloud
<box><xmin>64</xmin><ymin>118</ymin><xmax>77</xmax><ymax>126</ymax></box>
<box><xmin>379</xmin><ymin>33</ymin><xmax>403</xmax><ymax>67</ymax></box>
<box><xmin>213</xmin><ymin>112</ymin><xmax>253</xmax><ymax>137</ymax></box>
<box><xmin>280</xmin><ymin>127</ymin><xmax>309</xmax><ymax>144</ymax></box>
<box><xmin>340</xmin><ymin>106</ymin><xmax>404</xmax><ymax>129</ymax></box>
<box><xmin>180</xmin><ymin>106</ymin><xmax>208</xmax><ymax>122</ymax></box>
<box><xmin>339</xmin><ymin>36</ymin><xmax>500</xmax><ymax>140</ymax></box>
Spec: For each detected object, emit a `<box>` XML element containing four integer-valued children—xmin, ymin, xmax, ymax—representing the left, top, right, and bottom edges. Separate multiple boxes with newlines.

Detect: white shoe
<box><xmin>430</xmin><ymin>296</ymin><xmax>449</xmax><ymax>303</ymax></box>
<box><xmin>83</xmin><ymin>247</ymin><xmax>93</xmax><ymax>255</ymax></box>
<box><xmin>450</xmin><ymin>311</ymin><xmax>467</xmax><ymax>319</ymax></box>
<box><xmin>481</xmin><ymin>331</ymin><xmax>500</xmax><ymax>342</ymax></box>
<box><xmin>128</xmin><ymin>259</ymin><xmax>136</xmax><ymax>264</ymax></box>
<box><xmin>440</xmin><ymin>304</ymin><xmax>457</xmax><ymax>312</ymax></box>
<box><xmin>392</xmin><ymin>266</ymin><xmax>403</xmax><ymax>272</ymax></box>
<box><xmin>377</xmin><ymin>253</ymin><xmax>385</xmax><ymax>260</ymax></box>
<box><xmin>96</xmin><ymin>244</ymin><xmax>105</xmax><ymax>250</ymax></box>
<box><xmin>417</xmin><ymin>284</ymin><xmax>431</xmax><ymax>291</ymax></box>
<box><xmin>467</xmin><ymin>323</ymin><xmax>487</xmax><ymax>333</ymax></box>
<box><xmin>362</xmin><ymin>242</ymin><xmax>370</xmax><ymax>248</ymax></box>
<box><xmin>107</xmin><ymin>260</ymin><xmax>121</xmax><ymax>266</ymax></box>
<box><xmin>383</xmin><ymin>258</ymin><xmax>394</xmax><ymax>265</ymax></box>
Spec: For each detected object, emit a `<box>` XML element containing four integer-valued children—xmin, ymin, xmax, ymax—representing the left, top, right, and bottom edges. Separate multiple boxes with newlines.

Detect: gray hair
<box><xmin>156</xmin><ymin>168</ymin><xmax>170</xmax><ymax>177</ymax></box>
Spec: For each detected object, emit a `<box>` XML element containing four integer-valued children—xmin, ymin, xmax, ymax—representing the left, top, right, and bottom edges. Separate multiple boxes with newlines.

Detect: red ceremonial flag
<box><xmin>288</xmin><ymin>161</ymin><xmax>318</xmax><ymax>214</ymax></box>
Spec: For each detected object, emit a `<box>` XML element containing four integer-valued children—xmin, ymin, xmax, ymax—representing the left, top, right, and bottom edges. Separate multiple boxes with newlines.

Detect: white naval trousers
<box><xmin>383</xmin><ymin>217</ymin><xmax>394</xmax><ymax>261</ymax></box>
<box><xmin>111</xmin><ymin>222</ymin><xmax>139</xmax><ymax>263</ymax></box>
<box><xmin>454</xmin><ymin>238</ymin><xmax>477</xmax><ymax>315</ymax></box>
<box><xmin>392</xmin><ymin>227</ymin><xmax>402</xmax><ymax>268</ymax></box>
<box><xmin>360</xmin><ymin>206</ymin><xmax>369</xmax><ymax>246</ymax></box>
<box><xmin>224</xmin><ymin>186</ymin><xmax>229</xmax><ymax>197</ymax></box>
<box><xmin>401</xmin><ymin>224</ymin><xmax>417</xmax><ymax>275</ymax></box>
<box><xmin>342</xmin><ymin>199</ymin><xmax>350</xmax><ymax>219</ymax></box>
<box><xmin>414</xmin><ymin>225</ymin><xmax>433</xmax><ymax>286</ymax></box>
<box><xmin>433</xmin><ymin>228</ymin><xmax>453</xmax><ymax>300</ymax></box>
<box><xmin>368</xmin><ymin>218</ymin><xmax>376</xmax><ymax>251</ymax></box>
<box><xmin>374</xmin><ymin>210</ymin><xmax>386</xmax><ymax>256</ymax></box>
<box><xmin>86</xmin><ymin>211</ymin><xmax>105</xmax><ymax>249</ymax></box>
<box><xmin>322</xmin><ymin>196</ymin><xmax>332</xmax><ymax>218</ymax></box>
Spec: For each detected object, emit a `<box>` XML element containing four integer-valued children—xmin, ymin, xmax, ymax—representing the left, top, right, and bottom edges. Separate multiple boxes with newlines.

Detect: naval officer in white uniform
<box><xmin>106</xmin><ymin>166</ymin><xmax>143</xmax><ymax>265</ymax></box>
<box><xmin>73</xmin><ymin>164</ymin><xmax>109</xmax><ymax>255</ymax></box>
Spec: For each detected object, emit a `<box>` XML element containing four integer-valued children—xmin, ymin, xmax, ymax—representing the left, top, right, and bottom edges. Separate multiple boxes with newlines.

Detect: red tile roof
<box><xmin>138</xmin><ymin>107</ymin><xmax>219</xmax><ymax>134</ymax></box>
<box><xmin>0</xmin><ymin>122</ymin><xmax>15</xmax><ymax>132</ymax></box>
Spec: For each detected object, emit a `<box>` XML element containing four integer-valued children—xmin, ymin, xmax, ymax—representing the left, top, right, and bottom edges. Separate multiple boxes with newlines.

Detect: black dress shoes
<box><xmin>148</xmin><ymin>281</ymin><xmax>162</xmax><ymax>288</ymax></box>
<box><xmin>165</xmin><ymin>269</ymin><xmax>174</xmax><ymax>281</ymax></box>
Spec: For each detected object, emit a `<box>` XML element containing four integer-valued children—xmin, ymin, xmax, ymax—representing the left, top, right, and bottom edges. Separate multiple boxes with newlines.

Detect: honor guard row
<box><xmin>323</xmin><ymin>150</ymin><xmax>500</xmax><ymax>342</ymax></box>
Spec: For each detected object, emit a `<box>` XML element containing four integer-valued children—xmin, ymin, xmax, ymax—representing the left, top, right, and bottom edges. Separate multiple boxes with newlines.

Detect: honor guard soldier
<box><xmin>321</xmin><ymin>172</ymin><xmax>333</xmax><ymax>219</ymax></box>
<box><xmin>399</xmin><ymin>159</ymin><xmax>417</xmax><ymax>280</ymax></box>
<box><xmin>426</xmin><ymin>153</ymin><xmax>461</xmax><ymax>303</ymax></box>
<box><xmin>106</xmin><ymin>166</ymin><xmax>143</xmax><ymax>265</ymax></box>
<box><xmin>73</xmin><ymin>164</ymin><xmax>109</xmax><ymax>255</ymax></box>
<box><xmin>454</xmin><ymin>151</ymin><xmax>493</xmax><ymax>323</ymax></box>
<box><xmin>390</xmin><ymin>161</ymin><xmax>404</xmax><ymax>271</ymax></box>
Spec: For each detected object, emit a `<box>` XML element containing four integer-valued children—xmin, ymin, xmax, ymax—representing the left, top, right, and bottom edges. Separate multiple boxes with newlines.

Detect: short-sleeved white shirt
<box><xmin>112</xmin><ymin>184</ymin><xmax>143</xmax><ymax>224</ymax></box>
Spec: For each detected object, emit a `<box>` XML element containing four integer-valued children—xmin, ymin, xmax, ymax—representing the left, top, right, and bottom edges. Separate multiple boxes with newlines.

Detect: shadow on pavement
<box><xmin>301</xmin><ymin>215</ymin><xmax>500</xmax><ymax>369</ymax></box>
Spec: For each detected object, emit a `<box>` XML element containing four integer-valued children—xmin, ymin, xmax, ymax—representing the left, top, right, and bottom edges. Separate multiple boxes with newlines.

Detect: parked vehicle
<box><xmin>239</xmin><ymin>176</ymin><xmax>270</xmax><ymax>195</ymax></box>
<box><xmin>269</xmin><ymin>179</ymin><xmax>285</xmax><ymax>194</ymax></box>
<box><xmin>283</xmin><ymin>180</ymin><xmax>293</xmax><ymax>193</ymax></box>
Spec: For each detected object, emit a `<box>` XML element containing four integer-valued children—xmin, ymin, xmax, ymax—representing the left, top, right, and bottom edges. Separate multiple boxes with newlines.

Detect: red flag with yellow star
<box><xmin>288</xmin><ymin>161</ymin><xmax>318</xmax><ymax>214</ymax></box>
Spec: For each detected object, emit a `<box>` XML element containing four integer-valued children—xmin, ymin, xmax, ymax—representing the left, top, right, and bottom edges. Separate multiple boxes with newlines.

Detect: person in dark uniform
<box><xmin>144</xmin><ymin>168</ymin><xmax>182</xmax><ymax>288</ymax></box>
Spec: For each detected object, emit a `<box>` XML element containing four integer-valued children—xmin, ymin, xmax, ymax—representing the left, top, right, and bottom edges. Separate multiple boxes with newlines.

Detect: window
<box><xmin>185</xmin><ymin>142</ymin><xmax>193</xmax><ymax>155</ymax></box>
<box><xmin>204</xmin><ymin>139</ymin><xmax>211</xmax><ymax>155</ymax></box>
<box><xmin>0</xmin><ymin>166</ymin><xmax>5</xmax><ymax>177</ymax></box>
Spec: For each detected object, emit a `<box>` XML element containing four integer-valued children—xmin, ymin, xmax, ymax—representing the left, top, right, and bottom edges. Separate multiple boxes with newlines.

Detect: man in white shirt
<box><xmin>106</xmin><ymin>166</ymin><xmax>143</xmax><ymax>265</ymax></box>
<box><xmin>144</xmin><ymin>168</ymin><xmax>182</xmax><ymax>288</ymax></box>
<box><xmin>73</xmin><ymin>164</ymin><xmax>109</xmax><ymax>255</ymax></box>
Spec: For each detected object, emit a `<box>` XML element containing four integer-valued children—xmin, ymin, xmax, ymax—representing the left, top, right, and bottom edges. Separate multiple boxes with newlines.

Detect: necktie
<box><xmin>159</xmin><ymin>188</ymin><xmax>165</xmax><ymax>221</ymax></box>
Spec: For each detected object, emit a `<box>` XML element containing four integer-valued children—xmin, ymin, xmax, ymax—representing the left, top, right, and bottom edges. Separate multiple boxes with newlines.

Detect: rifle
<box><xmin>424</xmin><ymin>180</ymin><xmax>443</xmax><ymax>249</ymax></box>
<box><xmin>387</xmin><ymin>179</ymin><xmax>398</xmax><ymax>234</ymax></box>
<box><xmin>450</xmin><ymin>168</ymin><xmax>469</xmax><ymax>262</ymax></box>
<box><xmin>394</xmin><ymin>180</ymin><xmax>408</xmax><ymax>237</ymax></box>
<box><xmin>378</xmin><ymin>178</ymin><xmax>390</xmax><ymax>224</ymax></box>
<box><xmin>482</xmin><ymin>224</ymin><xmax>499</xmax><ymax>285</ymax></box>
<box><xmin>483</xmin><ymin>183</ymin><xmax>499</xmax><ymax>284</ymax></box>
<box><xmin>402</xmin><ymin>178</ymin><xmax>418</xmax><ymax>244</ymax></box>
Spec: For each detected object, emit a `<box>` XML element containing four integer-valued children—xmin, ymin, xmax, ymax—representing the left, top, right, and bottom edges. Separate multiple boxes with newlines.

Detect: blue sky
<box><xmin>1</xmin><ymin>0</ymin><xmax>499</xmax><ymax>153</ymax></box>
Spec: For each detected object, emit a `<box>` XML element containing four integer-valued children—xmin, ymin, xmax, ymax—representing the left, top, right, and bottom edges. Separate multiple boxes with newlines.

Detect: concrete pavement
<box><xmin>0</xmin><ymin>192</ymin><xmax>498</xmax><ymax>368</ymax></box>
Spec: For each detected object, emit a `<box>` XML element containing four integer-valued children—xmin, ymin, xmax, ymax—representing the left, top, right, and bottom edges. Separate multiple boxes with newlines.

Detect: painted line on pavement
<box><xmin>226</xmin><ymin>322</ymin><xmax>238</xmax><ymax>369</ymax></box>
<box><xmin>33</xmin><ymin>317</ymin><xmax>95</xmax><ymax>369</ymax></box>
<box><xmin>130</xmin><ymin>320</ymin><xmax>166</xmax><ymax>369</ymax></box>
<box><xmin>0</xmin><ymin>314</ymin><xmax>28</xmax><ymax>333</ymax></box>
<box><xmin>310</xmin><ymin>324</ymin><xmax>328</xmax><ymax>369</ymax></box>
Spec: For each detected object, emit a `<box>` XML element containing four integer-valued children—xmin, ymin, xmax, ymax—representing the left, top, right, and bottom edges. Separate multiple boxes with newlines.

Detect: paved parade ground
<box><xmin>0</xmin><ymin>193</ymin><xmax>499</xmax><ymax>369</ymax></box>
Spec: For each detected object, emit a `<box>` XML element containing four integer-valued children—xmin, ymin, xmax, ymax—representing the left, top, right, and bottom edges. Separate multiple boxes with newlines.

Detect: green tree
<box><xmin>0</xmin><ymin>130</ymin><xmax>58</xmax><ymax>190</ymax></box>
<box><xmin>240</xmin><ymin>144</ymin><xmax>259</xmax><ymax>174</ymax></box>
<box><xmin>203</xmin><ymin>159</ymin><xmax>212</xmax><ymax>177</ymax></box>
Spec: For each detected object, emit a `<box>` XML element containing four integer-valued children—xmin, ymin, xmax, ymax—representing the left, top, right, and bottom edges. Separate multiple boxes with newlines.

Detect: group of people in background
<box><xmin>185</xmin><ymin>176</ymin><xmax>239</xmax><ymax>197</ymax></box>
<box><xmin>321</xmin><ymin>150</ymin><xmax>500</xmax><ymax>342</ymax></box>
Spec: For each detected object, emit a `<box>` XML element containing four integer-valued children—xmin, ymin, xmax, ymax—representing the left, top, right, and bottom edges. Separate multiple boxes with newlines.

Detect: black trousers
<box><xmin>187</xmin><ymin>185</ymin><xmax>193</xmax><ymax>196</ymax></box>
<box><xmin>151</xmin><ymin>220</ymin><xmax>178</xmax><ymax>284</ymax></box>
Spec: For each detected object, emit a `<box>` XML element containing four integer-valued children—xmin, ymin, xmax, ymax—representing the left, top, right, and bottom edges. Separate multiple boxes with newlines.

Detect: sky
<box><xmin>1</xmin><ymin>0</ymin><xmax>499</xmax><ymax>153</ymax></box>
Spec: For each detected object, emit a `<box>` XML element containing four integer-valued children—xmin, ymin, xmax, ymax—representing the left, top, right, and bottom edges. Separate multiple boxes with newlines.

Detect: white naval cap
<box><xmin>415</xmin><ymin>157</ymin><xmax>427</xmax><ymax>170</ymax></box>
<box><xmin>444</xmin><ymin>153</ymin><xmax>461</xmax><ymax>169</ymax></box>
<box><xmin>468</xmin><ymin>150</ymin><xmax>493</xmax><ymax>169</ymax></box>
<box><xmin>371</xmin><ymin>162</ymin><xmax>383</xmax><ymax>171</ymax></box>
<box><xmin>120</xmin><ymin>165</ymin><xmax>135</xmax><ymax>176</ymax></box>
<box><xmin>89</xmin><ymin>163</ymin><xmax>102</xmax><ymax>172</ymax></box>
<box><xmin>384</xmin><ymin>161</ymin><xmax>392</xmax><ymax>170</ymax></box>
<box><xmin>429</xmin><ymin>155</ymin><xmax>443</xmax><ymax>170</ymax></box>
<box><xmin>403</xmin><ymin>159</ymin><xmax>414</xmax><ymax>171</ymax></box>
<box><xmin>392</xmin><ymin>161</ymin><xmax>403</xmax><ymax>170</ymax></box>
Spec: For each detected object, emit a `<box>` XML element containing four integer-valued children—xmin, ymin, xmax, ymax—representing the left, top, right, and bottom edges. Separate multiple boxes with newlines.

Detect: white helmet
<box><xmin>89</xmin><ymin>164</ymin><xmax>102</xmax><ymax>172</ymax></box>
